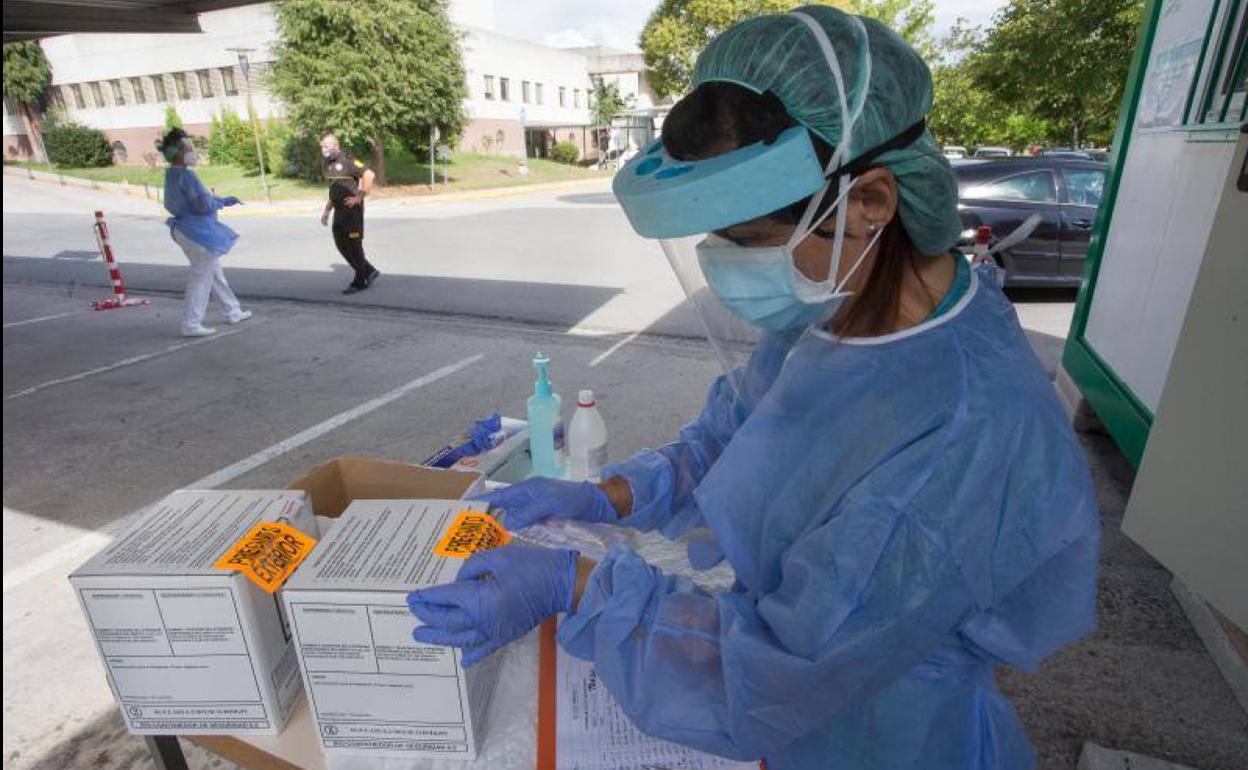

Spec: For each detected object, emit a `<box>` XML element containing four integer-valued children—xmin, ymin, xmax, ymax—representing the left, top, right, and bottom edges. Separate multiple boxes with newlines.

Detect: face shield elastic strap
<box><xmin>786</xmin><ymin>116</ymin><xmax>929</xmax><ymax>284</ymax></box>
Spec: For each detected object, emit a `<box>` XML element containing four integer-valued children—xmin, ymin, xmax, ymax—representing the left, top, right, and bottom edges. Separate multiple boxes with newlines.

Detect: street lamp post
<box><xmin>518</xmin><ymin>106</ymin><xmax>529</xmax><ymax>176</ymax></box>
<box><xmin>226</xmin><ymin>47</ymin><xmax>271</xmax><ymax>204</ymax></box>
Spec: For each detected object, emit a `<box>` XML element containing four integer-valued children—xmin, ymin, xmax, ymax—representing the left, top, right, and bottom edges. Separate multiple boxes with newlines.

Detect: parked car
<box><xmin>973</xmin><ymin>146</ymin><xmax>1013</xmax><ymax>158</ymax></box>
<box><xmin>943</xmin><ymin>145</ymin><xmax>968</xmax><ymax>159</ymax></box>
<box><xmin>953</xmin><ymin>157</ymin><xmax>1107</xmax><ymax>287</ymax></box>
<box><xmin>1040</xmin><ymin>147</ymin><xmax>1095</xmax><ymax>160</ymax></box>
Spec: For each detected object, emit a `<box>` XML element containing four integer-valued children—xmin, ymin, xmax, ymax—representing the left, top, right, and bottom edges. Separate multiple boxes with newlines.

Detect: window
<box><xmin>483</xmin><ymin>75</ymin><xmax>495</xmax><ymax>100</ymax></box>
<box><xmin>1062</xmin><ymin>169</ymin><xmax>1106</xmax><ymax>207</ymax></box>
<box><xmin>522</xmin><ymin>80</ymin><xmax>531</xmax><ymax>103</ymax></box>
<box><xmin>220</xmin><ymin>67</ymin><xmax>238</xmax><ymax>96</ymax></box>
<box><xmin>197</xmin><ymin>70</ymin><xmax>214</xmax><ymax>98</ymax></box>
<box><xmin>173</xmin><ymin>72</ymin><xmax>190</xmax><ymax>100</ymax></box>
<box><xmin>129</xmin><ymin>77</ymin><xmax>147</xmax><ymax>104</ymax></box>
<box><xmin>89</xmin><ymin>82</ymin><xmax>106</xmax><ymax>107</ymax></box>
<box><xmin>495</xmin><ymin>129</ymin><xmax>505</xmax><ymax>147</ymax></box>
<box><xmin>110</xmin><ymin>80</ymin><xmax>126</xmax><ymax>105</ymax></box>
<box><xmin>69</xmin><ymin>84</ymin><xmax>86</xmax><ymax>109</ymax></box>
<box><xmin>1186</xmin><ymin>1</ymin><xmax>1248</xmax><ymax>125</ymax></box>
<box><xmin>559</xmin><ymin>86</ymin><xmax>566</xmax><ymax>107</ymax></box>
<box><xmin>151</xmin><ymin>75</ymin><xmax>168</xmax><ymax>102</ymax></box>
<box><xmin>499</xmin><ymin>77</ymin><xmax>510</xmax><ymax>101</ymax></box>
<box><xmin>963</xmin><ymin>171</ymin><xmax>1057</xmax><ymax>203</ymax></box>
<box><xmin>535</xmin><ymin>82</ymin><xmax>543</xmax><ymax>105</ymax></box>
<box><xmin>573</xmin><ymin>88</ymin><xmax>581</xmax><ymax>108</ymax></box>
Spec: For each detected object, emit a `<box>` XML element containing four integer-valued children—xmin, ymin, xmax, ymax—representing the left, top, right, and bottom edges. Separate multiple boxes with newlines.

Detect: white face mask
<box><xmin>183</xmin><ymin>151</ymin><xmax>198</xmax><ymax>166</ymax></box>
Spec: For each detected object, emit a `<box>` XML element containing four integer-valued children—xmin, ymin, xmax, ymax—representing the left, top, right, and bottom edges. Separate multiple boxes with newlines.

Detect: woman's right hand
<box><xmin>474</xmin><ymin>478</ymin><xmax>620</xmax><ymax>530</ymax></box>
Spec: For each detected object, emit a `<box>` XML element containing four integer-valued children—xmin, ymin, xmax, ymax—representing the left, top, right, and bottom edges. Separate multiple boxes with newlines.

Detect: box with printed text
<box><xmin>69</xmin><ymin>489</ymin><xmax>318</xmax><ymax>736</ymax></box>
<box><xmin>281</xmin><ymin>498</ymin><xmax>503</xmax><ymax>762</ymax></box>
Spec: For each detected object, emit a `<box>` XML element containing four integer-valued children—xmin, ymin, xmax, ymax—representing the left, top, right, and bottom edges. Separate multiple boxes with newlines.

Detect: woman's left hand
<box><xmin>407</xmin><ymin>545</ymin><xmax>579</xmax><ymax>666</ymax></box>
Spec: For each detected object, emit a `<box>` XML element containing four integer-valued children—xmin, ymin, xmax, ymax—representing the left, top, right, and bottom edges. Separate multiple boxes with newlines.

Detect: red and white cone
<box><xmin>91</xmin><ymin>210</ymin><xmax>149</xmax><ymax>311</ymax></box>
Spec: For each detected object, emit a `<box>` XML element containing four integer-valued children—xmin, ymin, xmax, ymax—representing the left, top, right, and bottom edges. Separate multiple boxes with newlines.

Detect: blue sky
<box><xmin>484</xmin><ymin>1</ymin><xmax>1008</xmax><ymax>51</ymax></box>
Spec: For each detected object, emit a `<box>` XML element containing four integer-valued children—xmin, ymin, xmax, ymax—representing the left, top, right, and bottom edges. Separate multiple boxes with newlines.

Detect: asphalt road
<box><xmin>5</xmin><ymin>176</ymin><xmax>1245</xmax><ymax>770</ymax></box>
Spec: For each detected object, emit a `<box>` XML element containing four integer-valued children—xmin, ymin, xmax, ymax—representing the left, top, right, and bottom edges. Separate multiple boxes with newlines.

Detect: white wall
<box><xmin>36</xmin><ymin>4</ymin><xmax>282</xmax><ymax>130</ymax></box>
<box><xmin>461</xmin><ymin>27</ymin><xmax>591</xmax><ymax>126</ymax></box>
<box><xmin>1085</xmin><ymin>135</ymin><xmax>1236</xmax><ymax>411</ymax></box>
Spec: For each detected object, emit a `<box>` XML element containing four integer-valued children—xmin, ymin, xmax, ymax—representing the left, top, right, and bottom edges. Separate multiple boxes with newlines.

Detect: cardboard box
<box><xmin>286</xmin><ymin>456</ymin><xmax>484</xmax><ymax>519</ymax></box>
<box><xmin>281</xmin><ymin>499</ymin><xmax>502</xmax><ymax>762</ymax></box>
<box><xmin>70</xmin><ymin>490</ymin><xmax>318</xmax><ymax>735</ymax></box>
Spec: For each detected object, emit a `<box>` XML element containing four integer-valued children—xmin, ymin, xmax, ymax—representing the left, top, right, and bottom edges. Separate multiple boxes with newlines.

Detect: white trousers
<box><xmin>173</xmin><ymin>229</ymin><xmax>241</xmax><ymax>332</ymax></box>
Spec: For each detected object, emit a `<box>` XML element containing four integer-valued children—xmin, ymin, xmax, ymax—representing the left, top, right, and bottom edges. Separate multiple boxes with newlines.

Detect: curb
<box><xmin>4</xmin><ymin>164</ymin><xmax>614</xmax><ymax>217</ymax></box>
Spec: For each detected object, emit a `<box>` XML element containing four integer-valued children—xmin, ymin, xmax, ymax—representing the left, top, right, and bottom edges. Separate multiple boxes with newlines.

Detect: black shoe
<box><xmin>342</xmin><ymin>282</ymin><xmax>365</xmax><ymax>295</ymax></box>
<box><xmin>364</xmin><ymin>268</ymin><xmax>380</xmax><ymax>287</ymax></box>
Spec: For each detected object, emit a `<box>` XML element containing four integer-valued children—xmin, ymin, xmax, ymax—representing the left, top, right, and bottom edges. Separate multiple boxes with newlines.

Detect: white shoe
<box><xmin>182</xmin><ymin>325</ymin><xmax>217</xmax><ymax>337</ymax></box>
<box><xmin>227</xmin><ymin>310</ymin><xmax>253</xmax><ymax>324</ymax></box>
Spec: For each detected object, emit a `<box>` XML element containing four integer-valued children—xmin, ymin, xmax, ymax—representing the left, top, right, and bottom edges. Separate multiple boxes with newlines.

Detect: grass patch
<box><xmin>12</xmin><ymin>150</ymin><xmax>607</xmax><ymax>203</ymax></box>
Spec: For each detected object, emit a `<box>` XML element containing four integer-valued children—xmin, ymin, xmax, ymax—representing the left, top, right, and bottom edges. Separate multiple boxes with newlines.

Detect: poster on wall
<box><xmin>1136</xmin><ymin>0</ymin><xmax>1216</xmax><ymax>129</ymax></box>
<box><xmin>1138</xmin><ymin>36</ymin><xmax>1203</xmax><ymax>128</ymax></box>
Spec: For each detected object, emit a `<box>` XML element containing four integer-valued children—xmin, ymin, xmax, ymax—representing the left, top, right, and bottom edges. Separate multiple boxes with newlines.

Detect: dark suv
<box><xmin>952</xmin><ymin>157</ymin><xmax>1106</xmax><ymax>287</ymax></box>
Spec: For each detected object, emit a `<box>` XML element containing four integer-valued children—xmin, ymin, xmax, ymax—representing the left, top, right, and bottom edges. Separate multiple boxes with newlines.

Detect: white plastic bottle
<box><xmin>567</xmin><ymin>389</ymin><xmax>608</xmax><ymax>482</ymax></box>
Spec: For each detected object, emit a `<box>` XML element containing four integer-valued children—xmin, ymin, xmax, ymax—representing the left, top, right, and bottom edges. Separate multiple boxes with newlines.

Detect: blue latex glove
<box><xmin>220</xmin><ymin>196</ymin><xmax>242</xmax><ymax>207</ymax></box>
<box><xmin>407</xmin><ymin>545</ymin><xmax>578</xmax><ymax>666</ymax></box>
<box><xmin>473</xmin><ymin>478</ymin><xmax>617</xmax><ymax>530</ymax></box>
<box><xmin>686</xmin><ymin>528</ymin><xmax>726</xmax><ymax>570</ymax></box>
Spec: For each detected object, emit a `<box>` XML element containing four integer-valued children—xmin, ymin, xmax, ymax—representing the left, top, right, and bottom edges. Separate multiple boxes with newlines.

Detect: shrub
<box><xmin>45</xmin><ymin>122</ymin><xmax>112</xmax><ymax>167</ymax></box>
<box><xmin>208</xmin><ymin>108</ymin><xmax>253</xmax><ymax>166</ymax></box>
<box><xmin>164</xmin><ymin>105</ymin><xmax>183</xmax><ymax>131</ymax></box>
<box><xmin>551</xmin><ymin>140</ymin><xmax>579</xmax><ymax>164</ymax></box>
<box><xmin>266</xmin><ymin>121</ymin><xmax>321</xmax><ymax>181</ymax></box>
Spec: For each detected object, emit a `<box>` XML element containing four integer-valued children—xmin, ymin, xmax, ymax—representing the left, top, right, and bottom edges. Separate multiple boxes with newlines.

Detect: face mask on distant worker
<box><xmin>322</xmin><ymin>148</ymin><xmax>339</xmax><ymax>160</ymax></box>
<box><xmin>183</xmin><ymin>151</ymin><xmax>198</xmax><ymax>166</ymax></box>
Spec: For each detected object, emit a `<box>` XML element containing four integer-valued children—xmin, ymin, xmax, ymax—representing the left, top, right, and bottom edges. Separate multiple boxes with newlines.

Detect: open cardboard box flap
<box><xmin>287</xmin><ymin>456</ymin><xmax>483</xmax><ymax>519</ymax></box>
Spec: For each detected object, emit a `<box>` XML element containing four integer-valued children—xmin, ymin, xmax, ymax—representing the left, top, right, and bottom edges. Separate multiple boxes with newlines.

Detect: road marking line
<box><xmin>3</xmin><ymin>312</ymin><xmax>76</xmax><ymax>329</ymax></box>
<box><xmin>589</xmin><ymin>331</ymin><xmax>642</xmax><ymax>368</ymax></box>
<box><xmin>4</xmin><ymin>326</ymin><xmax>251</xmax><ymax>401</ymax></box>
<box><xmin>2</xmin><ymin>353</ymin><xmax>483</xmax><ymax>593</ymax></box>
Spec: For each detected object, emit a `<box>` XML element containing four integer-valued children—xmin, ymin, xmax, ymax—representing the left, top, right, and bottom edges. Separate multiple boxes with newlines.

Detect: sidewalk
<box><xmin>1</xmin><ymin>164</ymin><xmax>613</xmax><ymax>217</ymax></box>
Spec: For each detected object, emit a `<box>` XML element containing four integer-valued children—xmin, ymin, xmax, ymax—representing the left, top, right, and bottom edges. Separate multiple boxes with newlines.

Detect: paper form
<box><xmin>555</xmin><ymin>645</ymin><xmax>758</xmax><ymax>770</ymax></box>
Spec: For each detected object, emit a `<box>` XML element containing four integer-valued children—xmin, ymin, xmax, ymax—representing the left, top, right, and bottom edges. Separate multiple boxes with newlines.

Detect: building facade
<box><xmin>2</xmin><ymin>2</ymin><xmax>633</xmax><ymax>165</ymax></box>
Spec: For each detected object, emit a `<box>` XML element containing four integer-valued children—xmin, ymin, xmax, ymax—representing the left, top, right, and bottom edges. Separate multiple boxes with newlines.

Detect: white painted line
<box><xmin>2</xmin><ymin>352</ymin><xmax>483</xmax><ymax>593</ymax></box>
<box><xmin>4</xmin><ymin>326</ymin><xmax>251</xmax><ymax>401</ymax></box>
<box><xmin>3</xmin><ymin>312</ymin><xmax>75</xmax><ymax>329</ymax></box>
<box><xmin>589</xmin><ymin>331</ymin><xmax>641</xmax><ymax>368</ymax></box>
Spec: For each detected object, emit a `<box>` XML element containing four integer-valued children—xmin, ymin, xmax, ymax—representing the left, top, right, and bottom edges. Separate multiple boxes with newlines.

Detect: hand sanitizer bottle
<box><xmin>527</xmin><ymin>352</ymin><xmax>563</xmax><ymax>478</ymax></box>
<box><xmin>567</xmin><ymin>389</ymin><xmax>608</xmax><ymax>482</ymax></box>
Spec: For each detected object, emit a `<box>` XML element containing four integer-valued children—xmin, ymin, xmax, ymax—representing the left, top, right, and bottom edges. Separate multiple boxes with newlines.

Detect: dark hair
<box><xmin>662</xmin><ymin>81</ymin><xmax>932</xmax><ymax>337</ymax></box>
<box><xmin>158</xmin><ymin>127</ymin><xmax>188</xmax><ymax>158</ymax></box>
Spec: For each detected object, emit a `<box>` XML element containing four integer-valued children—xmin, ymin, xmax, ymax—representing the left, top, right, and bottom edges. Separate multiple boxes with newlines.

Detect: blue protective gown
<box><xmin>557</xmin><ymin>267</ymin><xmax>1100</xmax><ymax>770</ymax></box>
<box><xmin>164</xmin><ymin>167</ymin><xmax>238</xmax><ymax>256</ymax></box>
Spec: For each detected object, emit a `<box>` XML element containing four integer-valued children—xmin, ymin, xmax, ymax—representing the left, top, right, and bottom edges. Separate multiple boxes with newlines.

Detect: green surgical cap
<box><xmin>691</xmin><ymin>5</ymin><xmax>962</xmax><ymax>255</ymax></box>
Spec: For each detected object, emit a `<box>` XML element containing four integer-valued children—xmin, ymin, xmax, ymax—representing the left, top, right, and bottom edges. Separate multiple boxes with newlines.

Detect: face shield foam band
<box><xmin>612</xmin><ymin>125</ymin><xmax>827</xmax><ymax>239</ymax></box>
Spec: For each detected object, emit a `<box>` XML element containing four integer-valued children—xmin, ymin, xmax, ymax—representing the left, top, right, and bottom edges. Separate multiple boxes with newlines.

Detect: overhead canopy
<box><xmin>3</xmin><ymin>0</ymin><xmax>264</xmax><ymax>41</ymax></box>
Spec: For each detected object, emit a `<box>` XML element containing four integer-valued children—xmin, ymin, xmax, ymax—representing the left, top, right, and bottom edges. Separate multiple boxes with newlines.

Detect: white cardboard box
<box><xmin>281</xmin><ymin>499</ymin><xmax>502</xmax><ymax>762</ymax></box>
<box><xmin>69</xmin><ymin>489</ymin><xmax>317</xmax><ymax>735</ymax></box>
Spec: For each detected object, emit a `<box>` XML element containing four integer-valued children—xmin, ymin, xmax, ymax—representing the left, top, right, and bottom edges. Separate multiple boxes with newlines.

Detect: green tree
<box><xmin>268</xmin><ymin>0</ymin><xmax>467</xmax><ymax>184</ymax></box>
<box><xmin>591</xmin><ymin>81</ymin><xmax>633</xmax><ymax>127</ymax></box>
<box><xmin>639</xmin><ymin>0</ymin><xmax>937</xmax><ymax>100</ymax></box>
<box><xmin>3</xmin><ymin>42</ymin><xmax>51</xmax><ymax>161</ymax></box>
<box><xmin>966</xmin><ymin>0</ymin><xmax>1143</xmax><ymax>147</ymax></box>
<box><xmin>855</xmin><ymin>0</ymin><xmax>936</xmax><ymax>61</ymax></box>
<box><xmin>164</xmin><ymin>104</ymin><xmax>184</xmax><ymax>131</ymax></box>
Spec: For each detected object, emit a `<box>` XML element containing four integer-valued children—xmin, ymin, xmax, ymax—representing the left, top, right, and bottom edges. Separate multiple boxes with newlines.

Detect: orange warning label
<box><xmin>433</xmin><ymin>510</ymin><xmax>510</xmax><ymax>559</ymax></box>
<box><xmin>214</xmin><ymin>521</ymin><xmax>316</xmax><ymax>593</ymax></box>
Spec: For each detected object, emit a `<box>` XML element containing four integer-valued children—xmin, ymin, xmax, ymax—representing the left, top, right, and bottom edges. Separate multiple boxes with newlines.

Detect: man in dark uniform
<box><xmin>320</xmin><ymin>133</ymin><xmax>380</xmax><ymax>294</ymax></box>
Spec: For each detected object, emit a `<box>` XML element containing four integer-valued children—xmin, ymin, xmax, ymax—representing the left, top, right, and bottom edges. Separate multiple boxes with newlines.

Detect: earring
<box><xmin>867</xmin><ymin>223</ymin><xmax>879</xmax><ymax>232</ymax></box>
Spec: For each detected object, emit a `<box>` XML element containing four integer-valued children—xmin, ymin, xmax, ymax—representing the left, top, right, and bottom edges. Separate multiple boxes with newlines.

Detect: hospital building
<box><xmin>1</xmin><ymin>1</ymin><xmax>668</xmax><ymax>164</ymax></box>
